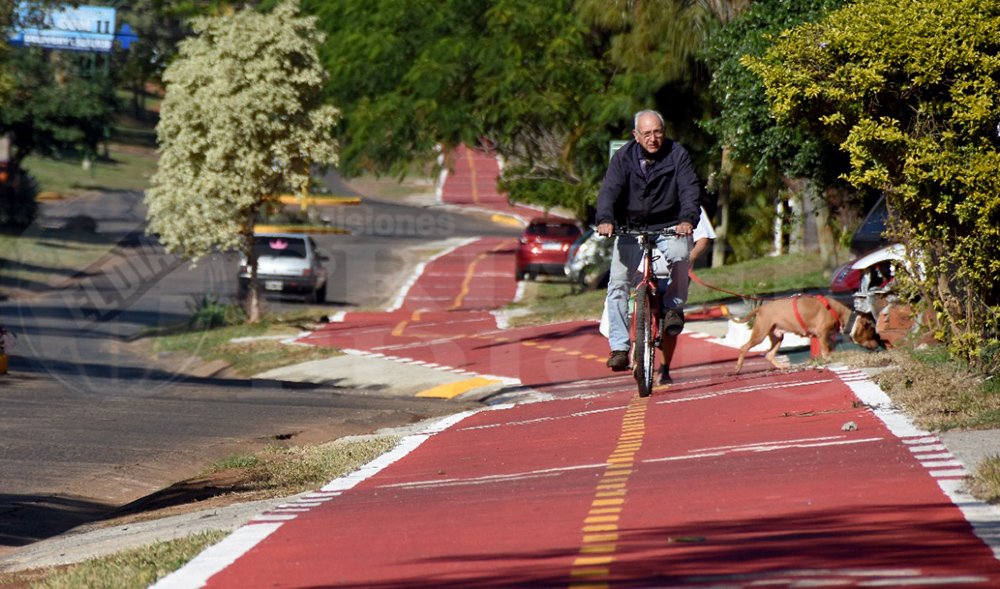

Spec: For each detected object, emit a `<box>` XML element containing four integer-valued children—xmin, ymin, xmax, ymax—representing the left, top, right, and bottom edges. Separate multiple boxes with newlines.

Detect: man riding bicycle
<box><xmin>596</xmin><ymin>110</ymin><xmax>702</xmax><ymax>382</ymax></box>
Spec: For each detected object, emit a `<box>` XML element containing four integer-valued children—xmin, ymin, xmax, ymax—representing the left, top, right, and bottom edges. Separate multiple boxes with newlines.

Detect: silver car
<box><xmin>238</xmin><ymin>233</ymin><xmax>329</xmax><ymax>303</ymax></box>
<box><xmin>564</xmin><ymin>227</ymin><xmax>613</xmax><ymax>289</ymax></box>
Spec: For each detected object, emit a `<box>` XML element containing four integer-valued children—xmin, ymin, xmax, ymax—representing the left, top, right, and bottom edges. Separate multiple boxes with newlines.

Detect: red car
<box><xmin>515</xmin><ymin>218</ymin><xmax>581</xmax><ymax>281</ymax></box>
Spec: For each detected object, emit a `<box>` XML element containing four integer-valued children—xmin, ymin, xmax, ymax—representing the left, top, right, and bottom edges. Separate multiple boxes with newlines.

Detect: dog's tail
<box><xmin>729</xmin><ymin>307</ymin><xmax>759</xmax><ymax>325</ymax></box>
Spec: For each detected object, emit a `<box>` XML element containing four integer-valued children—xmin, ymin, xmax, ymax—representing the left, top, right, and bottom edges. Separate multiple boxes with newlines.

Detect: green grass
<box><xmin>685</xmin><ymin>252</ymin><xmax>835</xmax><ymax>304</ymax></box>
<box><xmin>833</xmin><ymin>346</ymin><xmax>1000</xmax><ymax>431</ymax></box>
<box><xmin>22</xmin><ymin>145</ymin><xmax>159</xmax><ymax>196</ymax></box>
<box><xmin>506</xmin><ymin>252</ymin><xmax>838</xmax><ymax>327</ymax></box>
<box><xmin>149</xmin><ymin>310</ymin><xmax>343</xmax><ymax>376</ymax></box>
<box><xmin>0</xmin><ymin>530</ymin><xmax>226</xmax><ymax>589</ymax></box>
<box><xmin>0</xmin><ymin>230</ymin><xmax>117</xmax><ymax>292</ymax></box>
<box><xmin>205</xmin><ymin>436</ymin><xmax>400</xmax><ymax>495</ymax></box>
<box><xmin>180</xmin><ymin>437</ymin><xmax>403</xmax><ymax>506</ymax></box>
<box><xmin>969</xmin><ymin>456</ymin><xmax>1000</xmax><ymax>504</ymax></box>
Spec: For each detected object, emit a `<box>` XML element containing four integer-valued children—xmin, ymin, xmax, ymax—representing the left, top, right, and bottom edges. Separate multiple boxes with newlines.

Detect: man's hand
<box><xmin>597</xmin><ymin>222</ymin><xmax>615</xmax><ymax>237</ymax></box>
<box><xmin>675</xmin><ymin>221</ymin><xmax>694</xmax><ymax>237</ymax></box>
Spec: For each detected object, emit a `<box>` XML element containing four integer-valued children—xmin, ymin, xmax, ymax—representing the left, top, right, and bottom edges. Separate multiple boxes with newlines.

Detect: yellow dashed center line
<box><xmin>465</xmin><ymin>147</ymin><xmax>480</xmax><ymax>204</ymax></box>
<box><xmin>569</xmin><ymin>397</ymin><xmax>648</xmax><ymax>588</ymax></box>
<box><xmin>391</xmin><ymin>310</ymin><xmax>423</xmax><ymax>337</ymax></box>
<box><xmin>450</xmin><ymin>241</ymin><xmax>512</xmax><ymax>310</ymax></box>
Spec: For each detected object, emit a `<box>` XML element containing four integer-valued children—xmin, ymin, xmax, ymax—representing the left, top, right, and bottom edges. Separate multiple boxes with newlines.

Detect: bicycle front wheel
<box><xmin>632</xmin><ymin>283</ymin><xmax>656</xmax><ymax>398</ymax></box>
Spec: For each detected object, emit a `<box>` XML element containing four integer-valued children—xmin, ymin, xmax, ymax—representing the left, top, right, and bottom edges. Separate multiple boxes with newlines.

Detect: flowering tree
<box><xmin>145</xmin><ymin>1</ymin><xmax>338</xmax><ymax>322</ymax></box>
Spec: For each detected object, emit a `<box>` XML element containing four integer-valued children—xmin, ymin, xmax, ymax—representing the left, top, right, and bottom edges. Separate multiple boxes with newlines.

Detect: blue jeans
<box><xmin>606</xmin><ymin>234</ymin><xmax>691</xmax><ymax>352</ymax></box>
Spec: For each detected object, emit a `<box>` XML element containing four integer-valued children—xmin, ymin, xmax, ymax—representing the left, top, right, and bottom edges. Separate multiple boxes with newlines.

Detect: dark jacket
<box><xmin>595</xmin><ymin>138</ymin><xmax>701</xmax><ymax>230</ymax></box>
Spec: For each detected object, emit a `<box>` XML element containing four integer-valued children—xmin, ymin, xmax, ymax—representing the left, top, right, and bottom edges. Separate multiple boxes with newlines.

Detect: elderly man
<box><xmin>595</xmin><ymin>110</ymin><xmax>702</xmax><ymax>376</ymax></box>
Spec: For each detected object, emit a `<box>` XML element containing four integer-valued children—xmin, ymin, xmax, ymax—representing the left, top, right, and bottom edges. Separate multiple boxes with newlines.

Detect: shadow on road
<box><xmin>0</xmin><ymin>494</ymin><xmax>113</xmax><ymax>548</ymax></box>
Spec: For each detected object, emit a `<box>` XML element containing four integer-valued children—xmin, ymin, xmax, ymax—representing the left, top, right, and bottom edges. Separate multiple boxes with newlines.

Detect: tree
<box><xmin>700</xmin><ymin>0</ymin><xmax>851</xmax><ymax>266</ymax></box>
<box><xmin>747</xmin><ymin>0</ymin><xmax>1000</xmax><ymax>371</ymax></box>
<box><xmin>0</xmin><ymin>49</ymin><xmax>119</xmax><ymax>173</ymax></box>
<box><xmin>145</xmin><ymin>1</ymin><xmax>338</xmax><ymax>322</ymax></box>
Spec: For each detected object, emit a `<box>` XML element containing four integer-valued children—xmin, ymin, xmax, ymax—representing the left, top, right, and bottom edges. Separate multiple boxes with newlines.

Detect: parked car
<box><xmin>850</xmin><ymin>195</ymin><xmax>891</xmax><ymax>258</ymax></box>
<box><xmin>238</xmin><ymin>232</ymin><xmax>329</xmax><ymax>302</ymax></box>
<box><xmin>515</xmin><ymin>218</ymin><xmax>582</xmax><ymax>281</ymax></box>
<box><xmin>830</xmin><ymin>195</ymin><xmax>892</xmax><ymax>307</ymax></box>
<box><xmin>564</xmin><ymin>227</ymin><xmax>613</xmax><ymax>290</ymax></box>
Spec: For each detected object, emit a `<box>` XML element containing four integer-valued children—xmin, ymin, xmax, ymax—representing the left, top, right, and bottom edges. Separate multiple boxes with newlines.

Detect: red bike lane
<box><xmin>153</xmin><ymin>154</ymin><xmax>1000</xmax><ymax>588</ymax></box>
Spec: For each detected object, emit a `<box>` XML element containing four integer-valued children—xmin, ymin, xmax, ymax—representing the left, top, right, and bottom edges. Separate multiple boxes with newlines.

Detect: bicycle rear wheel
<box><xmin>632</xmin><ymin>284</ymin><xmax>656</xmax><ymax>397</ymax></box>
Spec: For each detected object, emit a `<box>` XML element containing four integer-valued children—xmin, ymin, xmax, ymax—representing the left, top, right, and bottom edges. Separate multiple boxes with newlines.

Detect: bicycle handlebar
<box><xmin>612</xmin><ymin>226</ymin><xmax>679</xmax><ymax>237</ymax></box>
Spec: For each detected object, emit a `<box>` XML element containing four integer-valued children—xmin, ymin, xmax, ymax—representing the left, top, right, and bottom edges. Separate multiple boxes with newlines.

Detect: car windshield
<box><xmin>527</xmin><ymin>223</ymin><xmax>578</xmax><ymax>237</ymax></box>
<box><xmin>255</xmin><ymin>236</ymin><xmax>307</xmax><ymax>258</ymax></box>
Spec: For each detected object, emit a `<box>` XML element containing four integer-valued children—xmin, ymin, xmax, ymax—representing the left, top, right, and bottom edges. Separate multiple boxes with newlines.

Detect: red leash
<box><xmin>688</xmin><ymin>269</ymin><xmax>770</xmax><ymax>302</ymax></box>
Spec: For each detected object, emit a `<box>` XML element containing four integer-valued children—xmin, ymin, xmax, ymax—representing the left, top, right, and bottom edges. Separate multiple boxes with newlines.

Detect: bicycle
<box><xmin>613</xmin><ymin>227</ymin><xmax>679</xmax><ymax>398</ymax></box>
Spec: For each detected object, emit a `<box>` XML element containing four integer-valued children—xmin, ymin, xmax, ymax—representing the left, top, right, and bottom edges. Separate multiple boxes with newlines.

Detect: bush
<box><xmin>747</xmin><ymin>0</ymin><xmax>1000</xmax><ymax>371</ymax></box>
<box><xmin>0</xmin><ymin>170</ymin><xmax>39</xmax><ymax>231</ymax></box>
<box><xmin>187</xmin><ymin>293</ymin><xmax>246</xmax><ymax>329</ymax></box>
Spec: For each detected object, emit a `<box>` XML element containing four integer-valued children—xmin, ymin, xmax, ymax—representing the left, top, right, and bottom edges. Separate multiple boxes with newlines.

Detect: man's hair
<box><xmin>634</xmin><ymin>110</ymin><xmax>665</xmax><ymax>130</ymax></box>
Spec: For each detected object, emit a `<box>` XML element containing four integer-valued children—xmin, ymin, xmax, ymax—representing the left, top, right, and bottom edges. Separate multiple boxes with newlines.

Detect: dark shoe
<box><xmin>662</xmin><ymin>308</ymin><xmax>685</xmax><ymax>337</ymax></box>
<box><xmin>658</xmin><ymin>365</ymin><xmax>673</xmax><ymax>385</ymax></box>
<box><xmin>607</xmin><ymin>350</ymin><xmax>629</xmax><ymax>372</ymax></box>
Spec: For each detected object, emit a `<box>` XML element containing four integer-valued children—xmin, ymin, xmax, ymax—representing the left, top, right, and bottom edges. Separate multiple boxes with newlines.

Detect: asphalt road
<box><xmin>0</xmin><ymin>178</ymin><xmax>519</xmax><ymax>550</ymax></box>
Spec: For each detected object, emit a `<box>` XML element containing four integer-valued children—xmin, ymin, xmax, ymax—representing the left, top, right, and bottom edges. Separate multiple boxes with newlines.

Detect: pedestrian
<box><xmin>658</xmin><ymin>207</ymin><xmax>715</xmax><ymax>384</ymax></box>
<box><xmin>595</xmin><ymin>109</ymin><xmax>702</xmax><ymax>382</ymax></box>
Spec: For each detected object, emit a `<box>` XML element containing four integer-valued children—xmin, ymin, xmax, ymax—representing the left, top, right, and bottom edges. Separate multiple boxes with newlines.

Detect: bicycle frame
<box><xmin>614</xmin><ymin>227</ymin><xmax>677</xmax><ymax>397</ymax></box>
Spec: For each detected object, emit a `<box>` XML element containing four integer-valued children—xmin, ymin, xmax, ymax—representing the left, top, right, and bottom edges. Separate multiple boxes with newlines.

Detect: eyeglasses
<box><xmin>635</xmin><ymin>129</ymin><xmax>664</xmax><ymax>140</ymax></box>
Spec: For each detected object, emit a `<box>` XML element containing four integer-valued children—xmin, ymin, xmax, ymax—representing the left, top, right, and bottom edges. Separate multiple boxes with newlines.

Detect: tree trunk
<box><xmin>788</xmin><ymin>187</ymin><xmax>804</xmax><ymax>255</ymax></box>
<box><xmin>243</xmin><ymin>211</ymin><xmax>262</xmax><ymax>323</ymax></box>
<box><xmin>810</xmin><ymin>182</ymin><xmax>836</xmax><ymax>269</ymax></box>
<box><xmin>712</xmin><ymin>145</ymin><xmax>732</xmax><ymax>268</ymax></box>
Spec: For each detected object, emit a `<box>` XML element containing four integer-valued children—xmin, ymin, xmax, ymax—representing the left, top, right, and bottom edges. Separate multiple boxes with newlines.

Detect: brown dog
<box><xmin>733</xmin><ymin>295</ymin><xmax>851</xmax><ymax>373</ymax></box>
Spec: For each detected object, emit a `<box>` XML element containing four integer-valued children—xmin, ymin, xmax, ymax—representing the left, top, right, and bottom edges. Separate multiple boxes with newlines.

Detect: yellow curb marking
<box><xmin>415</xmin><ymin>377</ymin><xmax>501</xmax><ymax>399</ymax></box>
<box><xmin>277</xmin><ymin>194</ymin><xmax>361</xmax><ymax>206</ymax></box>
<box><xmin>491</xmin><ymin>213</ymin><xmax>524</xmax><ymax>228</ymax></box>
<box><xmin>252</xmin><ymin>224</ymin><xmax>350</xmax><ymax>234</ymax></box>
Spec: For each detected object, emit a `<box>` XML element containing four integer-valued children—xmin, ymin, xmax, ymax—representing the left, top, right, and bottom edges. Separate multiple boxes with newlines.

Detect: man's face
<box><xmin>633</xmin><ymin>114</ymin><xmax>664</xmax><ymax>154</ymax></box>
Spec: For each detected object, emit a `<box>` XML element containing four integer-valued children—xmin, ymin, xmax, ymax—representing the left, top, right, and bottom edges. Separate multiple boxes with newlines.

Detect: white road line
<box><xmin>858</xmin><ymin>576</ymin><xmax>988</xmax><ymax>586</ymax></box>
<box><xmin>920</xmin><ymin>460</ymin><xmax>964</xmax><ymax>469</ymax></box>
<box><xmin>155</xmin><ymin>408</ymin><xmax>487</xmax><ymax>588</ymax></box>
<box><xmin>458</xmin><ymin>405</ymin><xmax>627</xmax><ymax>431</ymax></box>
<box><xmin>830</xmin><ymin>364</ymin><xmax>1000</xmax><ymax>563</ymax></box>
<box><xmin>902</xmin><ymin>436</ymin><xmax>940</xmax><ymax>445</ymax></box>
<box><xmin>929</xmin><ymin>468</ymin><xmax>969</xmax><ymax>478</ymax></box>
<box><xmin>694</xmin><ymin>436</ymin><xmax>848</xmax><ymax>453</ymax></box>
<box><xmin>656</xmin><ymin>379</ymin><xmax>836</xmax><ymax>404</ymax></box>
<box><xmin>150</xmin><ymin>524</ymin><xmax>284</xmax><ymax>589</ymax></box>
<box><xmin>380</xmin><ymin>462</ymin><xmax>607</xmax><ymax>491</ymax></box>
<box><xmin>645</xmin><ymin>437</ymin><xmax>883</xmax><ymax>464</ymax></box>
